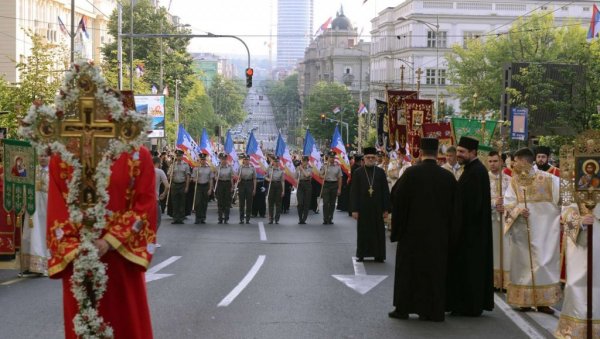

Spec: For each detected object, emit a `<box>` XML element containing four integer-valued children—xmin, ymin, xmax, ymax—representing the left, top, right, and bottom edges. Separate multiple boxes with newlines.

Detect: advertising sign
<box><xmin>510</xmin><ymin>107</ymin><xmax>528</xmax><ymax>141</ymax></box>
<box><xmin>135</xmin><ymin>95</ymin><xmax>165</xmax><ymax>138</ymax></box>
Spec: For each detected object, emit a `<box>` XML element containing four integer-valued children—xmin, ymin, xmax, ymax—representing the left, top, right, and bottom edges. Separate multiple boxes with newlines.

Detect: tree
<box><xmin>0</xmin><ymin>31</ymin><xmax>67</xmax><ymax>138</ymax></box>
<box><xmin>447</xmin><ymin>13</ymin><xmax>599</xmax><ymax>135</ymax></box>
<box><xmin>304</xmin><ymin>81</ymin><xmax>358</xmax><ymax>149</ymax></box>
<box><xmin>102</xmin><ymin>0</ymin><xmax>195</xmax><ymax>98</ymax></box>
<box><xmin>180</xmin><ymin>78</ymin><xmax>220</xmax><ymax>139</ymax></box>
<box><xmin>207</xmin><ymin>74</ymin><xmax>246</xmax><ymax>128</ymax></box>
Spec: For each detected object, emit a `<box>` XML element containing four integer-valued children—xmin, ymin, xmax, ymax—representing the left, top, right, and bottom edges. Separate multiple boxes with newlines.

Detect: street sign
<box><xmin>510</xmin><ymin>107</ymin><xmax>528</xmax><ymax>141</ymax></box>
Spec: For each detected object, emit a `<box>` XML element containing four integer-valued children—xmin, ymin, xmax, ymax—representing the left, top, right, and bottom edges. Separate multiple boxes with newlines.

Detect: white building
<box><xmin>370</xmin><ymin>0</ymin><xmax>593</xmax><ymax>116</ymax></box>
<box><xmin>0</xmin><ymin>0</ymin><xmax>116</xmax><ymax>84</ymax></box>
<box><xmin>299</xmin><ymin>7</ymin><xmax>370</xmax><ymax>105</ymax></box>
<box><xmin>277</xmin><ymin>0</ymin><xmax>313</xmax><ymax>70</ymax></box>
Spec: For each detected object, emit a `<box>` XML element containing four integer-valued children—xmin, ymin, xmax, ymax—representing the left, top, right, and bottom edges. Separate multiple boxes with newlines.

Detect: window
<box><xmin>345</xmin><ymin>67</ymin><xmax>352</xmax><ymax>74</ymax></box>
<box><xmin>561</xmin><ymin>6</ymin><xmax>568</xmax><ymax>11</ymax></box>
<box><xmin>463</xmin><ymin>31</ymin><xmax>482</xmax><ymax>48</ymax></box>
<box><xmin>426</xmin><ymin>69</ymin><xmax>436</xmax><ymax>85</ymax></box>
<box><xmin>540</xmin><ymin>6</ymin><xmax>548</xmax><ymax>10</ymax></box>
<box><xmin>427</xmin><ymin>31</ymin><xmax>447</xmax><ymax>48</ymax></box>
<box><xmin>584</xmin><ymin>7</ymin><xmax>590</xmax><ymax>12</ymax></box>
<box><xmin>438</xmin><ymin>69</ymin><xmax>447</xmax><ymax>85</ymax></box>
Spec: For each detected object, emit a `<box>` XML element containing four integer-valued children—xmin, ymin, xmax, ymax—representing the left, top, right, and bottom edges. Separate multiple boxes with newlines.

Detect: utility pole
<box><xmin>117</xmin><ymin>2</ymin><xmax>123</xmax><ymax>89</ymax></box>
<box><xmin>129</xmin><ymin>0</ymin><xmax>134</xmax><ymax>90</ymax></box>
<box><xmin>70</xmin><ymin>0</ymin><xmax>75</xmax><ymax>63</ymax></box>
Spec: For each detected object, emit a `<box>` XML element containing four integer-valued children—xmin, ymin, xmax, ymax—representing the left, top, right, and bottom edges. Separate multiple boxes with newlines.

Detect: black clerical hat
<box><xmin>420</xmin><ymin>138</ymin><xmax>439</xmax><ymax>152</ymax></box>
<box><xmin>363</xmin><ymin>147</ymin><xmax>377</xmax><ymax>155</ymax></box>
<box><xmin>458</xmin><ymin>136</ymin><xmax>479</xmax><ymax>151</ymax></box>
<box><xmin>534</xmin><ymin>146</ymin><xmax>551</xmax><ymax>156</ymax></box>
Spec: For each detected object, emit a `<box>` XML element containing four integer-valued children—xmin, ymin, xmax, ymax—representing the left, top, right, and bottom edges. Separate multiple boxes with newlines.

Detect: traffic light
<box><xmin>320</xmin><ymin>114</ymin><xmax>326</xmax><ymax>124</ymax></box>
<box><xmin>245</xmin><ymin>68</ymin><xmax>253</xmax><ymax>88</ymax></box>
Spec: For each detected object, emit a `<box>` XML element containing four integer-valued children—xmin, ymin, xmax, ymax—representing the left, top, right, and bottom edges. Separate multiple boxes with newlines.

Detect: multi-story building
<box><xmin>0</xmin><ymin>0</ymin><xmax>116</xmax><ymax>84</ymax></box>
<box><xmin>369</xmin><ymin>0</ymin><xmax>593</xmax><ymax>116</ymax></box>
<box><xmin>299</xmin><ymin>8</ymin><xmax>370</xmax><ymax>105</ymax></box>
<box><xmin>277</xmin><ymin>0</ymin><xmax>313</xmax><ymax>70</ymax></box>
<box><xmin>191</xmin><ymin>52</ymin><xmax>235</xmax><ymax>88</ymax></box>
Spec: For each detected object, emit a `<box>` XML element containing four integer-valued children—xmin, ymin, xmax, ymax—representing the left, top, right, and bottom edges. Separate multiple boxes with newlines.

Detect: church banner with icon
<box><xmin>423</xmin><ymin>122</ymin><xmax>454</xmax><ymax>153</ymax></box>
<box><xmin>387</xmin><ymin>90</ymin><xmax>417</xmax><ymax>149</ymax></box>
<box><xmin>3</xmin><ymin>139</ymin><xmax>36</xmax><ymax>215</ymax></box>
<box><xmin>404</xmin><ymin>99</ymin><xmax>433</xmax><ymax>158</ymax></box>
<box><xmin>451</xmin><ymin>117</ymin><xmax>498</xmax><ymax>151</ymax></box>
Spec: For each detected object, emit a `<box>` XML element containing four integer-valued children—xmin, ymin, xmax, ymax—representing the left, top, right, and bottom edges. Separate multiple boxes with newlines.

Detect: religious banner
<box><xmin>376</xmin><ymin>99</ymin><xmax>388</xmax><ymax>148</ymax></box>
<box><xmin>3</xmin><ymin>139</ymin><xmax>36</xmax><ymax>216</ymax></box>
<box><xmin>451</xmin><ymin>117</ymin><xmax>498</xmax><ymax>151</ymax></box>
<box><xmin>422</xmin><ymin>122</ymin><xmax>454</xmax><ymax>153</ymax></box>
<box><xmin>387</xmin><ymin>90</ymin><xmax>417</xmax><ymax>148</ymax></box>
<box><xmin>404</xmin><ymin>99</ymin><xmax>434</xmax><ymax>158</ymax></box>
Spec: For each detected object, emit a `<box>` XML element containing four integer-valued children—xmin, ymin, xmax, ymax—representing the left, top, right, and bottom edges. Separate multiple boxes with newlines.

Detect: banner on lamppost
<box><xmin>510</xmin><ymin>107</ymin><xmax>528</xmax><ymax>141</ymax></box>
<box><xmin>135</xmin><ymin>95</ymin><xmax>165</xmax><ymax>138</ymax></box>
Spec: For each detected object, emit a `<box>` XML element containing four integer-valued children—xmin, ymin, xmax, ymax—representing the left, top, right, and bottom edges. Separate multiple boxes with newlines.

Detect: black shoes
<box><xmin>388</xmin><ymin>310</ymin><xmax>408</xmax><ymax>319</ymax></box>
<box><xmin>299</xmin><ymin>221</ymin><xmax>306</xmax><ymax>224</ymax></box>
<box><xmin>240</xmin><ymin>220</ymin><xmax>245</xmax><ymax>224</ymax></box>
<box><xmin>356</xmin><ymin>257</ymin><xmax>364</xmax><ymax>262</ymax></box>
<box><xmin>268</xmin><ymin>219</ymin><xmax>273</xmax><ymax>224</ymax></box>
<box><xmin>200</xmin><ymin>220</ymin><xmax>206</xmax><ymax>224</ymax></box>
<box><xmin>218</xmin><ymin>220</ymin><xmax>223</xmax><ymax>224</ymax></box>
<box><xmin>375</xmin><ymin>257</ymin><xmax>385</xmax><ymax>263</ymax></box>
<box><xmin>245</xmin><ymin>219</ymin><xmax>250</xmax><ymax>224</ymax></box>
<box><xmin>172</xmin><ymin>220</ymin><xmax>183</xmax><ymax>224</ymax></box>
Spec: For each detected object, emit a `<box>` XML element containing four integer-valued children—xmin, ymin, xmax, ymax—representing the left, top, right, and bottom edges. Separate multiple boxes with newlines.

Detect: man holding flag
<box><xmin>320</xmin><ymin>151</ymin><xmax>342</xmax><ymax>225</ymax></box>
<box><xmin>247</xmin><ymin>131</ymin><xmax>269</xmax><ymax>218</ymax></box>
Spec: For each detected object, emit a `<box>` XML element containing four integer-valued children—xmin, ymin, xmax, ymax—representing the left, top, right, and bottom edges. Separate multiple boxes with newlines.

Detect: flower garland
<box><xmin>19</xmin><ymin>60</ymin><xmax>149</xmax><ymax>338</ymax></box>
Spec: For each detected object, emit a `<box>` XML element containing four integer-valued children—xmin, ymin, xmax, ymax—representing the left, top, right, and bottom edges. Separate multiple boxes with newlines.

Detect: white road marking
<box><xmin>258</xmin><ymin>222</ymin><xmax>267</xmax><ymax>241</ymax></box>
<box><xmin>0</xmin><ymin>278</ymin><xmax>25</xmax><ymax>286</ymax></box>
<box><xmin>218</xmin><ymin>255</ymin><xmax>266</xmax><ymax>307</ymax></box>
<box><xmin>145</xmin><ymin>256</ymin><xmax>181</xmax><ymax>283</ymax></box>
<box><xmin>493</xmin><ymin>294</ymin><xmax>547</xmax><ymax>339</ymax></box>
<box><xmin>332</xmin><ymin>257</ymin><xmax>387</xmax><ymax>295</ymax></box>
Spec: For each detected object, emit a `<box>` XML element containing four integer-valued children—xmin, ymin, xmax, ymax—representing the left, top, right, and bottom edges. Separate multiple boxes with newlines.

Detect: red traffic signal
<box><xmin>245</xmin><ymin>68</ymin><xmax>253</xmax><ymax>88</ymax></box>
<box><xmin>246</xmin><ymin>68</ymin><xmax>254</xmax><ymax>76</ymax></box>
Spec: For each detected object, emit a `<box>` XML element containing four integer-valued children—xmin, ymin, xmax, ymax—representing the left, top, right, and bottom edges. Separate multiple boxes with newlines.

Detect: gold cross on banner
<box><xmin>60</xmin><ymin>75</ymin><xmax>116</xmax><ymax>210</ymax></box>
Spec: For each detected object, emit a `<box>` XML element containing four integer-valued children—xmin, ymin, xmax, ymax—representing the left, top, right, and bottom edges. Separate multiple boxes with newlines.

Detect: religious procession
<box><xmin>2</xmin><ymin>1</ymin><xmax>600</xmax><ymax>338</ymax></box>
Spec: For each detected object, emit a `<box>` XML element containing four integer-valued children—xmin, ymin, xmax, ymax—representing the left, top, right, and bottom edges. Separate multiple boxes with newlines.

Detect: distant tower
<box><xmin>277</xmin><ymin>0</ymin><xmax>313</xmax><ymax>70</ymax></box>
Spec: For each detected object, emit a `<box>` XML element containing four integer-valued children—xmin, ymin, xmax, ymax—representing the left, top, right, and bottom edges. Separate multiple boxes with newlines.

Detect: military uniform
<box><xmin>238</xmin><ymin>161</ymin><xmax>256</xmax><ymax>224</ymax></box>
<box><xmin>296</xmin><ymin>162</ymin><xmax>313</xmax><ymax>224</ymax></box>
<box><xmin>170</xmin><ymin>156</ymin><xmax>190</xmax><ymax>224</ymax></box>
<box><xmin>267</xmin><ymin>164</ymin><xmax>285</xmax><ymax>224</ymax></box>
<box><xmin>320</xmin><ymin>158</ymin><xmax>342</xmax><ymax>224</ymax></box>
<box><xmin>215</xmin><ymin>161</ymin><xmax>233</xmax><ymax>224</ymax></box>
<box><xmin>192</xmin><ymin>161</ymin><xmax>213</xmax><ymax>224</ymax></box>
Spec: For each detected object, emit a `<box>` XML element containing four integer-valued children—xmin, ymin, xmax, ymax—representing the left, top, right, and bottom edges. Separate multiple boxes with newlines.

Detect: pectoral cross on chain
<box><xmin>368</xmin><ymin>186</ymin><xmax>374</xmax><ymax>197</ymax></box>
<box><xmin>61</xmin><ymin>95</ymin><xmax>116</xmax><ymax>209</ymax></box>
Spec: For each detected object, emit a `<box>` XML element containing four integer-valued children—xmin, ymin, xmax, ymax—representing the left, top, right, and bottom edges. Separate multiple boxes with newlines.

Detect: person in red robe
<box><xmin>47</xmin><ymin>146</ymin><xmax>157</xmax><ymax>339</ymax></box>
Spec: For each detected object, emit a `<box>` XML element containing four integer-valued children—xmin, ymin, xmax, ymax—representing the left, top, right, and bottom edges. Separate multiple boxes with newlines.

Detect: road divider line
<box><xmin>494</xmin><ymin>294</ymin><xmax>547</xmax><ymax>339</ymax></box>
<box><xmin>258</xmin><ymin>222</ymin><xmax>267</xmax><ymax>241</ymax></box>
<box><xmin>147</xmin><ymin>256</ymin><xmax>181</xmax><ymax>274</ymax></box>
<box><xmin>218</xmin><ymin>255</ymin><xmax>266</xmax><ymax>307</ymax></box>
<box><xmin>0</xmin><ymin>278</ymin><xmax>25</xmax><ymax>286</ymax></box>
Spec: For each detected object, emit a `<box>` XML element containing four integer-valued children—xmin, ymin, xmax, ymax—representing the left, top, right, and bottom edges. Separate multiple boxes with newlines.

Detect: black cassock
<box><xmin>350</xmin><ymin>165</ymin><xmax>390</xmax><ymax>260</ymax></box>
<box><xmin>446</xmin><ymin>158</ymin><xmax>494</xmax><ymax>316</ymax></box>
<box><xmin>390</xmin><ymin>159</ymin><xmax>456</xmax><ymax>321</ymax></box>
<box><xmin>337</xmin><ymin>172</ymin><xmax>349</xmax><ymax>211</ymax></box>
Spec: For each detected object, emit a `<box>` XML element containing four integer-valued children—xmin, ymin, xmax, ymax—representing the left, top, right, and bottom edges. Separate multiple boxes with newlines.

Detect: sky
<box><xmin>166</xmin><ymin>0</ymin><xmax>399</xmax><ymax>58</ymax></box>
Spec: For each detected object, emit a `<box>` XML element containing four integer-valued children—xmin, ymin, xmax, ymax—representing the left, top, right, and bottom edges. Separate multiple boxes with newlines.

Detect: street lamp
<box><xmin>397</xmin><ymin>15</ymin><xmax>440</xmax><ymax>120</ymax></box>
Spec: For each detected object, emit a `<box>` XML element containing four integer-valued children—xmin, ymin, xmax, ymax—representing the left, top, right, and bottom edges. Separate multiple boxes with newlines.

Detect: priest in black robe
<box><xmin>350</xmin><ymin>147</ymin><xmax>390</xmax><ymax>262</ymax></box>
<box><xmin>389</xmin><ymin>138</ymin><xmax>457</xmax><ymax>321</ymax></box>
<box><xmin>446</xmin><ymin>136</ymin><xmax>494</xmax><ymax>316</ymax></box>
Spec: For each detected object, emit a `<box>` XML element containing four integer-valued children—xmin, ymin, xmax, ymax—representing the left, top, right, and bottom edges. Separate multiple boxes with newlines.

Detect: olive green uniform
<box><xmin>320</xmin><ymin>163</ymin><xmax>342</xmax><ymax>224</ymax></box>
<box><xmin>238</xmin><ymin>165</ymin><xmax>256</xmax><ymax>223</ymax></box>
<box><xmin>267</xmin><ymin>167</ymin><xmax>285</xmax><ymax>223</ymax></box>
<box><xmin>170</xmin><ymin>160</ymin><xmax>190</xmax><ymax>223</ymax></box>
<box><xmin>192</xmin><ymin>164</ymin><xmax>213</xmax><ymax>223</ymax></box>
<box><xmin>215</xmin><ymin>165</ymin><xmax>233</xmax><ymax>223</ymax></box>
<box><xmin>296</xmin><ymin>165</ymin><xmax>313</xmax><ymax>223</ymax></box>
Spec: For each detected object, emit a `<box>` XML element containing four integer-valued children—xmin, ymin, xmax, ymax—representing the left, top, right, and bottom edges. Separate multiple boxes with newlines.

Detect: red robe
<box><xmin>47</xmin><ymin>146</ymin><xmax>157</xmax><ymax>339</ymax></box>
<box><xmin>0</xmin><ymin>166</ymin><xmax>17</xmax><ymax>258</ymax></box>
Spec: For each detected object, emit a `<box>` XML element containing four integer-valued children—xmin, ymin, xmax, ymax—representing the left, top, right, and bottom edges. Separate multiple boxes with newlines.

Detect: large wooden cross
<box><xmin>60</xmin><ymin>77</ymin><xmax>116</xmax><ymax>210</ymax></box>
<box><xmin>415</xmin><ymin>67</ymin><xmax>423</xmax><ymax>95</ymax></box>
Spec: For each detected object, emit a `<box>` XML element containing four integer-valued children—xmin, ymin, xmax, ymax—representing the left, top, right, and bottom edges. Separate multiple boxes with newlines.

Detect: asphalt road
<box><xmin>234</xmin><ymin>87</ymin><xmax>279</xmax><ymax>151</ymax></box>
<box><xmin>0</xmin><ymin>200</ymin><xmax>558</xmax><ymax>339</ymax></box>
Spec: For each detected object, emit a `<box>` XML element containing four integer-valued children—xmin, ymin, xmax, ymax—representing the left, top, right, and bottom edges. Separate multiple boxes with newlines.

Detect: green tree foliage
<box><xmin>304</xmin><ymin>81</ymin><xmax>358</xmax><ymax>148</ymax></box>
<box><xmin>181</xmin><ymin>78</ymin><xmax>219</xmax><ymax>140</ymax></box>
<box><xmin>447</xmin><ymin>13</ymin><xmax>600</xmax><ymax>135</ymax></box>
<box><xmin>207</xmin><ymin>74</ymin><xmax>246</xmax><ymax>128</ymax></box>
<box><xmin>0</xmin><ymin>31</ymin><xmax>67</xmax><ymax>138</ymax></box>
<box><xmin>102</xmin><ymin>0</ymin><xmax>194</xmax><ymax>98</ymax></box>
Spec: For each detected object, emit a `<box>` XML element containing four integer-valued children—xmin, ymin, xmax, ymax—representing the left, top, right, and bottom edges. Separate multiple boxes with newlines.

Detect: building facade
<box><xmin>0</xmin><ymin>0</ymin><xmax>116</xmax><ymax>84</ymax></box>
<box><xmin>191</xmin><ymin>52</ymin><xmax>235</xmax><ymax>88</ymax></box>
<box><xmin>299</xmin><ymin>8</ymin><xmax>370</xmax><ymax>105</ymax></box>
<box><xmin>369</xmin><ymin>0</ymin><xmax>593</xmax><ymax>117</ymax></box>
<box><xmin>277</xmin><ymin>0</ymin><xmax>313</xmax><ymax>70</ymax></box>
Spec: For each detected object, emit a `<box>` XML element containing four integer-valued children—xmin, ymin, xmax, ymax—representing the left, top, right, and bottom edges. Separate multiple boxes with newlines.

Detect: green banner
<box><xmin>451</xmin><ymin>117</ymin><xmax>498</xmax><ymax>150</ymax></box>
<box><xmin>3</xmin><ymin>139</ymin><xmax>36</xmax><ymax>215</ymax></box>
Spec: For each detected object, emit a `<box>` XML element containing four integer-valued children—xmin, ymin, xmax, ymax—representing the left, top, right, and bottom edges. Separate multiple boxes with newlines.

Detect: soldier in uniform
<box><xmin>266</xmin><ymin>157</ymin><xmax>285</xmax><ymax>224</ymax></box>
<box><xmin>191</xmin><ymin>153</ymin><xmax>213</xmax><ymax>224</ymax></box>
<box><xmin>215</xmin><ymin>153</ymin><xmax>234</xmax><ymax>224</ymax></box>
<box><xmin>170</xmin><ymin>149</ymin><xmax>190</xmax><ymax>224</ymax></box>
<box><xmin>320</xmin><ymin>151</ymin><xmax>342</xmax><ymax>225</ymax></box>
<box><xmin>296</xmin><ymin>156</ymin><xmax>313</xmax><ymax>224</ymax></box>
<box><xmin>238</xmin><ymin>154</ymin><xmax>256</xmax><ymax>224</ymax></box>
